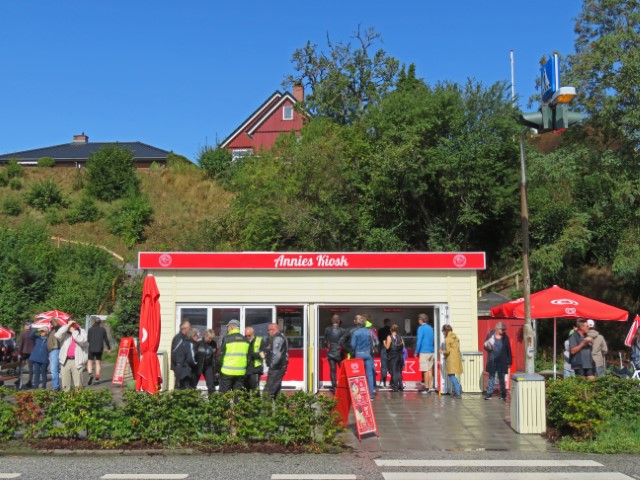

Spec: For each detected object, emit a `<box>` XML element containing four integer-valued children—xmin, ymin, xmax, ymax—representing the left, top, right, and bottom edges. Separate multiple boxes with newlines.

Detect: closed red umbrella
<box><xmin>136</xmin><ymin>275</ymin><xmax>162</xmax><ymax>394</ymax></box>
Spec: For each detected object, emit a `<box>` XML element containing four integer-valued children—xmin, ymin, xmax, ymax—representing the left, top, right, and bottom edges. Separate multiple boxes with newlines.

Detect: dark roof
<box><xmin>477</xmin><ymin>292</ymin><xmax>509</xmax><ymax>316</ymax></box>
<box><xmin>0</xmin><ymin>141</ymin><xmax>170</xmax><ymax>162</ymax></box>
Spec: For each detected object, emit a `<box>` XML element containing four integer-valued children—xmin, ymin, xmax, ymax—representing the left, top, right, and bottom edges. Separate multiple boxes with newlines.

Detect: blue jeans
<box><xmin>49</xmin><ymin>349</ymin><xmax>60</xmax><ymax>390</ymax></box>
<box><xmin>448</xmin><ymin>374</ymin><xmax>461</xmax><ymax>396</ymax></box>
<box><xmin>32</xmin><ymin>361</ymin><xmax>48</xmax><ymax>389</ymax></box>
<box><xmin>355</xmin><ymin>352</ymin><xmax>376</xmax><ymax>396</ymax></box>
<box><xmin>486</xmin><ymin>372</ymin><xmax>506</xmax><ymax>398</ymax></box>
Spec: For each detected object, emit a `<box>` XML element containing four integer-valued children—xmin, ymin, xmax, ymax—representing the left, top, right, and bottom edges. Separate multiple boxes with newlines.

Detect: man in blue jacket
<box><xmin>414</xmin><ymin>313</ymin><xmax>435</xmax><ymax>393</ymax></box>
<box><xmin>350</xmin><ymin>315</ymin><xmax>378</xmax><ymax>398</ymax></box>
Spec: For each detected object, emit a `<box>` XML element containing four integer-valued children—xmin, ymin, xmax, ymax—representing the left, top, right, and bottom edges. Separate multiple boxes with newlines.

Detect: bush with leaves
<box><xmin>66</xmin><ymin>196</ymin><xmax>101</xmax><ymax>224</ymax></box>
<box><xmin>109</xmin><ymin>274</ymin><xmax>143</xmax><ymax>340</ymax></box>
<box><xmin>2</xmin><ymin>197</ymin><xmax>22</xmax><ymax>216</ymax></box>
<box><xmin>0</xmin><ymin>173</ymin><xmax>7</xmax><ymax>187</ymax></box>
<box><xmin>37</xmin><ymin>157</ymin><xmax>55</xmax><ymax>168</ymax></box>
<box><xmin>0</xmin><ymin>388</ymin><xmax>343</xmax><ymax>449</ymax></box>
<box><xmin>24</xmin><ymin>178</ymin><xmax>67</xmax><ymax>211</ymax></box>
<box><xmin>547</xmin><ymin>375</ymin><xmax>640</xmax><ymax>440</ymax></box>
<box><xmin>198</xmin><ymin>145</ymin><xmax>233</xmax><ymax>181</ymax></box>
<box><xmin>4</xmin><ymin>160</ymin><xmax>23</xmax><ymax>178</ymax></box>
<box><xmin>86</xmin><ymin>145</ymin><xmax>140</xmax><ymax>202</ymax></box>
<box><xmin>107</xmin><ymin>195</ymin><xmax>153</xmax><ymax>247</ymax></box>
<box><xmin>9</xmin><ymin>178</ymin><xmax>22</xmax><ymax>190</ymax></box>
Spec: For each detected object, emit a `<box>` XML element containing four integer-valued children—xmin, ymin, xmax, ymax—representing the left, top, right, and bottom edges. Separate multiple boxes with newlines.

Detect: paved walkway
<box><xmin>343</xmin><ymin>389</ymin><xmax>551</xmax><ymax>452</ymax></box>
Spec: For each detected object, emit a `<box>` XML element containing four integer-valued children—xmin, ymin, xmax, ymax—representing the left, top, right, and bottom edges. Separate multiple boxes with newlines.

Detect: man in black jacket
<box><xmin>171</xmin><ymin>321</ymin><xmax>190</xmax><ymax>389</ymax></box>
<box><xmin>174</xmin><ymin>328</ymin><xmax>197</xmax><ymax>390</ymax></box>
<box><xmin>87</xmin><ymin>318</ymin><xmax>111</xmax><ymax>385</ymax></box>
<box><xmin>265</xmin><ymin>323</ymin><xmax>288</xmax><ymax>397</ymax></box>
<box><xmin>324</xmin><ymin>315</ymin><xmax>345</xmax><ymax>392</ymax></box>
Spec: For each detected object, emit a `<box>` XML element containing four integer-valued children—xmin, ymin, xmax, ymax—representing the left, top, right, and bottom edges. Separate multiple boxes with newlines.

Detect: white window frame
<box><xmin>282</xmin><ymin>105</ymin><xmax>294</xmax><ymax>121</ymax></box>
<box><xmin>231</xmin><ymin>148</ymin><xmax>252</xmax><ymax>161</ymax></box>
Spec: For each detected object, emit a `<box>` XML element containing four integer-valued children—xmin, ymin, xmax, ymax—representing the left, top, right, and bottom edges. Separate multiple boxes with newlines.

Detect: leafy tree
<box><xmin>4</xmin><ymin>160</ymin><xmax>23</xmax><ymax>178</ymax></box>
<box><xmin>86</xmin><ymin>145</ymin><xmax>140</xmax><ymax>201</ymax></box>
<box><xmin>287</xmin><ymin>26</ymin><xmax>400</xmax><ymax>125</ymax></box>
<box><xmin>109</xmin><ymin>274</ymin><xmax>143</xmax><ymax>339</ymax></box>
<box><xmin>566</xmin><ymin>0</ymin><xmax>640</xmax><ymax>150</ymax></box>
<box><xmin>363</xmin><ymin>72</ymin><xmax>521</xmax><ymax>255</ymax></box>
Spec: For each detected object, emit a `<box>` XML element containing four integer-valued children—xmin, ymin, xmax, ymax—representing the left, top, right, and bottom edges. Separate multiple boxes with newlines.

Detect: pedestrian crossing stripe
<box><xmin>375</xmin><ymin>460</ymin><xmax>603</xmax><ymax>467</ymax></box>
<box><xmin>381</xmin><ymin>473</ymin><xmax>632</xmax><ymax>480</ymax></box>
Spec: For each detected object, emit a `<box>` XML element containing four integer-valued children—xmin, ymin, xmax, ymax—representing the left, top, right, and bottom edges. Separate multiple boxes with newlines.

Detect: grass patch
<box><xmin>556</xmin><ymin>415</ymin><xmax>640</xmax><ymax>454</ymax></box>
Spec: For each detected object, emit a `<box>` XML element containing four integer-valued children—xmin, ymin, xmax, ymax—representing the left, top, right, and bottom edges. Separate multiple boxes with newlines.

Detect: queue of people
<box><xmin>323</xmin><ymin>313</ymin><xmax>467</xmax><ymax>399</ymax></box>
<box><xmin>170</xmin><ymin>319</ymin><xmax>288</xmax><ymax>397</ymax></box>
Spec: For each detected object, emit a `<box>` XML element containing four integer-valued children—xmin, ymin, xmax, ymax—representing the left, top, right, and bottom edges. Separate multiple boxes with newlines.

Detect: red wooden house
<box><xmin>220</xmin><ymin>85</ymin><xmax>305</xmax><ymax>158</ymax></box>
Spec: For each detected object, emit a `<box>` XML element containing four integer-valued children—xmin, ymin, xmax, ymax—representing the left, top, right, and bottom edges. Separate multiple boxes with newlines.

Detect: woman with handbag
<box><xmin>384</xmin><ymin>324</ymin><xmax>405</xmax><ymax>392</ymax></box>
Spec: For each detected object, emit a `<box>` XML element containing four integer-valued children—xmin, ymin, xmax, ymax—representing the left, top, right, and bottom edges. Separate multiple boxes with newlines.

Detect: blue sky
<box><xmin>0</xmin><ymin>1</ymin><xmax>583</xmax><ymax>162</ymax></box>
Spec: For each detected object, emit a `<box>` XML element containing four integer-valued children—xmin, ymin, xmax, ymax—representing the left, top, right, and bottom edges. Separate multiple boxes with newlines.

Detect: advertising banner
<box><xmin>112</xmin><ymin>337</ymin><xmax>139</xmax><ymax>387</ymax></box>
<box><xmin>334</xmin><ymin>358</ymin><xmax>378</xmax><ymax>439</ymax></box>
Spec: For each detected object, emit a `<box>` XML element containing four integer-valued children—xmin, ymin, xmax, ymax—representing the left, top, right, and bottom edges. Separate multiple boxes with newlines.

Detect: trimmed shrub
<box><xmin>37</xmin><ymin>157</ymin><xmax>55</xmax><ymax>168</ymax></box>
<box><xmin>0</xmin><ymin>388</ymin><xmax>343</xmax><ymax>449</ymax></box>
<box><xmin>547</xmin><ymin>375</ymin><xmax>640</xmax><ymax>440</ymax></box>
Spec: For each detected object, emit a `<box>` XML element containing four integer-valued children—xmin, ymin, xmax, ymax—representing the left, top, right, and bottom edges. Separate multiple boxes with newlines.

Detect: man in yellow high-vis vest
<box><xmin>218</xmin><ymin>319</ymin><xmax>250</xmax><ymax>393</ymax></box>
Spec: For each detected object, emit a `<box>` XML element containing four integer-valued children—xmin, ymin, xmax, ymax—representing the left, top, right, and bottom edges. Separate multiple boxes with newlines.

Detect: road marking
<box><xmin>0</xmin><ymin>475</ymin><xmax>21</xmax><ymax>479</ymax></box>
<box><xmin>381</xmin><ymin>473</ymin><xmax>633</xmax><ymax>480</ymax></box>
<box><xmin>376</xmin><ymin>460</ymin><xmax>603</xmax><ymax>467</ymax></box>
<box><xmin>101</xmin><ymin>475</ymin><xmax>188</xmax><ymax>479</ymax></box>
<box><xmin>272</xmin><ymin>475</ymin><xmax>357</xmax><ymax>480</ymax></box>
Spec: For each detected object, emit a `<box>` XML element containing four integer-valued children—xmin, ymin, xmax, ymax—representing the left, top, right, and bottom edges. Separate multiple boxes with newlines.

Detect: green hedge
<box><xmin>0</xmin><ymin>387</ymin><xmax>343</xmax><ymax>449</ymax></box>
<box><xmin>547</xmin><ymin>375</ymin><xmax>640</xmax><ymax>440</ymax></box>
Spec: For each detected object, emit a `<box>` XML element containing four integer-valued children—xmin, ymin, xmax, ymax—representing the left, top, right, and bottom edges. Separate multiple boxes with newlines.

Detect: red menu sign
<box><xmin>334</xmin><ymin>359</ymin><xmax>378</xmax><ymax>440</ymax></box>
<box><xmin>112</xmin><ymin>337</ymin><xmax>139</xmax><ymax>387</ymax></box>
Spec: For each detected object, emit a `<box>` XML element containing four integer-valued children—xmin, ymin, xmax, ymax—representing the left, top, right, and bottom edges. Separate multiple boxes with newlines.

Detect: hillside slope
<box><xmin>0</xmin><ymin>164</ymin><xmax>233</xmax><ymax>262</ymax></box>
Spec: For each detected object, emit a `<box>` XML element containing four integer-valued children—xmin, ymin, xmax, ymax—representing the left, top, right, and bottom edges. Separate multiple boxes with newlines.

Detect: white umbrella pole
<box><xmin>553</xmin><ymin>317</ymin><xmax>557</xmax><ymax>379</ymax></box>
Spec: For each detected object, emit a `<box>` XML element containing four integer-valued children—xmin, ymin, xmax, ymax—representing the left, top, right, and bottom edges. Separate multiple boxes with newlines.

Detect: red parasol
<box><xmin>0</xmin><ymin>326</ymin><xmax>14</xmax><ymax>341</ymax></box>
<box><xmin>491</xmin><ymin>285</ymin><xmax>629</xmax><ymax>376</ymax></box>
<box><xmin>625</xmin><ymin>315</ymin><xmax>640</xmax><ymax>347</ymax></box>
<box><xmin>136</xmin><ymin>275</ymin><xmax>162</xmax><ymax>394</ymax></box>
<box><xmin>35</xmin><ymin>310</ymin><xmax>71</xmax><ymax>321</ymax></box>
<box><xmin>32</xmin><ymin>317</ymin><xmax>69</xmax><ymax>329</ymax></box>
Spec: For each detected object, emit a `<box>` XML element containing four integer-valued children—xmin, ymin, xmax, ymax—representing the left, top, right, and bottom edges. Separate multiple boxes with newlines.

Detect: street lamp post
<box><xmin>518</xmin><ymin>62</ymin><xmax>584</xmax><ymax>374</ymax></box>
<box><xmin>519</xmin><ymin>127</ymin><xmax>535</xmax><ymax>374</ymax></box>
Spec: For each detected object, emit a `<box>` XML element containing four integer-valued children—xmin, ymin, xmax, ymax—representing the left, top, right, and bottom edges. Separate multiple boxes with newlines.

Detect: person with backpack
<box><xmin>324</xmin><ymin>315</ymin><xmax>345</xmax><ymax>392</ymax></box>
<box><xmin>350</xmin><ymin>315</ymin><xmax>378</xmax><ymax>398</ymax></box>
<box><xmin>383</xmin><ymin>324</ymin><xmax>405</xmax><ymax>392</ymax></box>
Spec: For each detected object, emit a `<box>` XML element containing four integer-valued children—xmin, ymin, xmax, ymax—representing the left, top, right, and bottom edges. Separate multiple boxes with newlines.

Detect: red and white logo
<box><xmin>350</xmin><ymin>363</ymin><xmax>360</xmax><ymax>373</ymax></box>
<box><xmin>551</xmin><ymin>298</ymin><xmax>578</xmax><ymax>305</ymax></box>
<box><xmin>565</xmin><ymin>308</ymin><xmax>577</xmax><ymax>315</ymax></box>
<box><xmin>453</xmin><ymin>254</ymin><xmax>467</xmax><ymax>268</ymax></box>
<box><xmin>159</xmin><ymin>254</ymin><xmax>172</xmax><ymax>267</ymax></box>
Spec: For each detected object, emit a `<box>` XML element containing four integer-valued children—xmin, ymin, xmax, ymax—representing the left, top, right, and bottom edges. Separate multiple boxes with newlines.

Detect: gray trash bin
<box><xmin>510</xmin><ymin>373</ymin><xmax>546</xmax><ymax>434</ymax></box>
